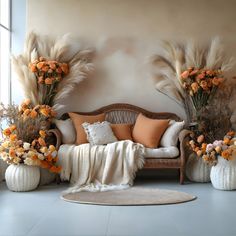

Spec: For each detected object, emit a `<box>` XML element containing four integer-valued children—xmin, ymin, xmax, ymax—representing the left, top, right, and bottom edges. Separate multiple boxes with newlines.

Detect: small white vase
<box><xmin>39</xmin><ymin>168</ymin><xmax>56</xmax><ymax>185</ymax></box>
<box><xmin>5</xmin><ymin>164</ymin><xmax>40</xmax><ymax>192</ymax></box>
<box><xmin>210</xmin><ymin>156</ymin><xmax>236</xmax><ymax>190</ymax></box>
<box><xmin>186</xmin><ymin>153</ymin><xmax>211</xmax><ymax>183</ymax></box>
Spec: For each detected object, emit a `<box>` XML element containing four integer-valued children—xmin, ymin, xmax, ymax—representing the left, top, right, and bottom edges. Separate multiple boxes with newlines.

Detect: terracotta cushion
<box><xmin>132</xmin><ymin>113</ymin><xmax>169</xmax><ymax>148</ymax></box>
<box><xmin>110</xmin><ymin>123</ymin><xmax>133</xmax><ymax>141</ymax></box>
<box><xmin>69</xmin><ymin>112</ymin><xmax>105</xmax><ymax>144</ymax></box>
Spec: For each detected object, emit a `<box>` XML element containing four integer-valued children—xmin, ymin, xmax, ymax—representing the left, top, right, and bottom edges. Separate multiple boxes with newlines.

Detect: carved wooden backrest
<box><xmin>62</xmin><ymin>103</ymin><xmax>181</xmax><ymax>124</ymax></box>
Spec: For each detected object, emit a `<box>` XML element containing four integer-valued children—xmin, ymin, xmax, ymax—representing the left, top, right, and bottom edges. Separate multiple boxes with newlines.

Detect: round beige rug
<box><xmin>61</xmin><ymin>187</ymin><xmax>197</xmax><ymax>206</ymax></box>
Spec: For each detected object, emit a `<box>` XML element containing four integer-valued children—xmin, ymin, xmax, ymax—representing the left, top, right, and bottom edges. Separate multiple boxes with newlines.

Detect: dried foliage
<box><xmin>12</xmin><ymin>32</ymin><xmax>95</xmax><ymax>112</ymax></box>
<box><xmin>151</xmin><ymin>38</ymin><xmax>236</xmax><ymax>140</ymax></box>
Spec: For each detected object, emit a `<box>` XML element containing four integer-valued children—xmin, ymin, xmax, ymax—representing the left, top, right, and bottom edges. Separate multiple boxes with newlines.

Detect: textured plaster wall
<box><xmin>27</xmin><ymin>0</ymin><xmax>236</xmax><ymax>118</ymax></box>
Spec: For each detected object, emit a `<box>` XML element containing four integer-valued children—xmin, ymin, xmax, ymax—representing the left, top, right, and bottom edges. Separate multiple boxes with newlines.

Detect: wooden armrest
<box><xmin>48</xmin><ymin>129</ymin><xmax>62</xmax><ymax>150</ymax></box>
<box><xmin>178</xmin><ymin>129</ymin><xmax>192</xmax><ymax>166</ymax></box>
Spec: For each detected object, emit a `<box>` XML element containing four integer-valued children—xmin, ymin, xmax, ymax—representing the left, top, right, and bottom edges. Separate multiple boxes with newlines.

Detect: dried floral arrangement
<box><xmin>0</xmin><ymin>100</ymin><xmax>61</xmax><ymax>172</ymax></box>
<box><xmin>12</xmin><ymin>32</ymin><xmax>94</xmax><ymax>113</ymax></box>
<box><xmin>29</xmin><ymin>57</ymin><xmax>69</xmax><ymax>106</ymax></box>
<box><xmin>189</xmin><ymin>131</ymin><xmax>236</xmax><ymax>165</ymax></box>
<box><xmin>151</xmin><ymin>38</ymin><xmax>235</xmax><ymax>140</ymax></box>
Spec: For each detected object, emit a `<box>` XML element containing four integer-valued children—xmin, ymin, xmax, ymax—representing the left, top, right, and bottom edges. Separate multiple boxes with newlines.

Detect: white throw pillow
<box><xmin>54</xmin><ymin>119</ymin><xmax>76</xmax><ymax>144</ymax></box>
<box><xmin>82</xmin><ymin>121</ymin><xmax>118</xmax><ymax>145</ymax></box>
<box><xmin>160</xmin><ymin>120</ymin><xmax>185</xmax><ymax>147</ymax></box>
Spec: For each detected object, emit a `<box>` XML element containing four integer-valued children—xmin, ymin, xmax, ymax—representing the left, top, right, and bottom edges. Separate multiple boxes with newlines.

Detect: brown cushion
<box><xmin>132</xmin><ymin>113</ymin><xmax>169</xmax><ymax>148</ymax></box>
<box><xmin>110</xmin><ymin>124</ymin><xmax>133</xmax><ymax>141</ymax></box>
<box><xmin>69</xmin><ymin>112</ymin><xmax>105</xmax><ymax>144</ymax></box>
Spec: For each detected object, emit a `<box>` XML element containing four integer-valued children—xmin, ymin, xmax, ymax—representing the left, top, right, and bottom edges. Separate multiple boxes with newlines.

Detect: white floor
<box><xmin>0</xmin><ymin>177</ymin><xmax>236</xmax><ymax>236</ymax></box>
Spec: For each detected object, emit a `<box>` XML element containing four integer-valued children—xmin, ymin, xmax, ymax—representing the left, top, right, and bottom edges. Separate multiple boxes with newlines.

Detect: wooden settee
<box><xmin>50</xmin><ymin>103</ymin><xmax>191</xmax><ymax>184</ymax></box>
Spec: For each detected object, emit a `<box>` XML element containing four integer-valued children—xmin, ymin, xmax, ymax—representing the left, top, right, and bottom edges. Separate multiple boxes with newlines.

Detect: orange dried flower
<box><xmin>45</xmin><ymin>78</ymin><xmax>53</xmax><ymax>85</ymax></box>
<box><xmin>40</xmin><ymin>160</ymin><xmax>50</xmax><ymax>169</ymax></box>
<box><xmin>41</xmin><ymin>65</ymin><xmax>49</xmax><ymax>72</ymax></box>
<box><xmin>181</xmin><ymin>70</ymin><xmax>189</xmax><ymax>79</ymax></box>
<box><xmin>61</xmin><ymin>63</ymin><xmax>69</xmax><ymax>74</ymax></box>
<box><xmin>38</xmin><ymin>137</ymin><xmax>46</xmax><ymax>146</ymax></box>
<box><xmin>39</xmin><ymin>130</ymin><xmax>46</xmax><ymax>138</ymax></box>
<box><xmin>200</xmin><ymin>80</ymin><xmax>208</xmax><ymax>90</ymax></box>
<box><xmin>3</xmin><ymin>128</ymin><xmax>11</xmax><ymax>136</ymax></box>
<box><xmin>40</xmin><ymin>108</ymin><xmax>50</xmax><ymax>117</ymax></box>
<box><xmin>56</xmin><ymin>67</ymin><xmax>62</xmax><ymax>74</ymax></box>
<box><xmin>30</xmin><ymin>109</ymin><xmax>38</xmax><ymax>118</ymax></box>
<box><xmin>23</xmin><ymin>109</ymin><xmax>31</xmax><ymax>116</ymax></box>
<box><xmin>191</xmin><ymin>82</ymin><xmax>199</xmax><ymax>93</ymax></box>
<box><xmin>9</xmin><ymin>148</ymin><xmax>16</xmax><ymax>158</ymax></box>
<box><xmin>224</xmin><ymin>138</ymin><xmax>230</xmax><ymax>145</ymax></box>
<box><xmin>10</xmin><ymin>134</ymin><xmax>17</xmax><ymax>142</ymax></box>
<box><xmin>9</xmin><ymin>125</ymin><xmax>17</xmax><ymax>132</ymax></box>
<box><xmin>50</xmin><ymin>166</ymin><xmax>62</xmax><ymax>173</ymax></box>
<box><xmin>37</xmin><ymin>62</ymin><xmax>45</xmax><ymax>69</ymax></box>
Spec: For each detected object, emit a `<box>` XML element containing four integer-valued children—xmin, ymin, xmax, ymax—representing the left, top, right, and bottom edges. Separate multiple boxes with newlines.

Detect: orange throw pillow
<box><xmin>132</xmin><ymin>113</ymin><xmax>169</xmax><ymax>148</ymax></box>
<box><xmin>110</xmin><ymin>124</ymin><xmax>133</xmax><ymax>141</ymax></box>
<box><xmin>69</xmin><ymin>113</ymin><xmax>105</xmax><ymax>144</ymax></box>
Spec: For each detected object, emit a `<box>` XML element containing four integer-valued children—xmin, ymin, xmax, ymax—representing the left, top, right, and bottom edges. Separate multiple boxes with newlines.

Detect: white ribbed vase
<box><xmin>210</xmin><ymin>156</ymin><xmax>236</xmax><ymax>190</ymax></box>
<box><xmin>186</xmin><ymin>153</ymin><xmax>211</xmax><ymax>183</ymax></box>
<box><xmin>5</xmin><ymin>164</ymin><xmax>40</xmax><ymax>192</ymax></box>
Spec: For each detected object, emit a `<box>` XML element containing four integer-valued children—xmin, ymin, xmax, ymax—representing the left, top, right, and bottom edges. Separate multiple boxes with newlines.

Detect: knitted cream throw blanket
<box><xmin>58</xmin><ymin>140</ymin><xmax>145</xmax><ymax>194</ymax></box>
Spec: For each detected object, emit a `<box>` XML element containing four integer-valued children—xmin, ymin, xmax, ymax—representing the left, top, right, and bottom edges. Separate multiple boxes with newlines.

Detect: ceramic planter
<box><xmin>186</xmin><ymin>153</ymin><xmax>211</xmax><ymax>183</ymax></box>
<box><xmin>210</xmin><ymin>156</ymin><xmax>236</xmax><ymax>190</ymax></box>
<box><xmin>5</xmin><ymin>164</ymin><xmax>40</xmax><ymax>192</ymax></box>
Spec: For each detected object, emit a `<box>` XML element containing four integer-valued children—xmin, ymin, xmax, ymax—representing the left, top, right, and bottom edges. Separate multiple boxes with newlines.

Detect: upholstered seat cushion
<box><xmin>144</xmin><ymin>146</ymin><xmax>179</xmax><ymax>159</ymax></box>
<box><xmin>58</xmin><ymin>143</ymin><xmax>179</xmax><ymax>160</ymax></box>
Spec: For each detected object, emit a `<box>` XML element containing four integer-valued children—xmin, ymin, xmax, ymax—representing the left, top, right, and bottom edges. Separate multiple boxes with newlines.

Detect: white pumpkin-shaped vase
<box><xmin>5</xmin><ymin>164</ymin><xmax>40</xmax><ymax>192</ymax></box>
<box><xmin>186</xmin><ymin>153</ymin><xmax>211</xmax><ymax>183</ymax></box>
<box><xmin>210</xmin><ymin>155</ymin><xmax>236</xmax><ymax>190</ymax></box>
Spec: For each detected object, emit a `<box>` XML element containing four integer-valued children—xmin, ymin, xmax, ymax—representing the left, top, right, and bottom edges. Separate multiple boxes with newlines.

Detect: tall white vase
<box><xmin>210</xmin><ymin>156</ymin><xmax>236</xmax><ymax>190</ymax></box>
<box><xmin>5</xmin><ymin>164</ymin><xmax>40</xmax><ymax>192</ymax></box>
<box><xmin>186</xmin><ymin>153</ymin><xmax>211</xmax><ymax>183</ymax></box>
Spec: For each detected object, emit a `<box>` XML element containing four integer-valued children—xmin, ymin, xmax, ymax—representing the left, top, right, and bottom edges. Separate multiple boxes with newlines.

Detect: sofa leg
<box><xmin>179</xmin><ymin>168</ymin><xmax>184</xmax><ymax>185</ymax></box>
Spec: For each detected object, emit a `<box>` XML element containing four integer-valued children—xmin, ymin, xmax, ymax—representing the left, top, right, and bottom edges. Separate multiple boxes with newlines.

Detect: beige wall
<box><xmin>27</xmin><ymin>0</ymin><xmax>236</xmax><ymax>118</ymax></box>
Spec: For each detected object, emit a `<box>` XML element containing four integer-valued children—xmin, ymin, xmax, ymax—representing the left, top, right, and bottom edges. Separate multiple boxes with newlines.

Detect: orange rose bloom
<box><xmin>181</xmin><ymin>70</ymin><xmax>189</xmax><ymax>79</ymax></box>
<box><xmin>196</xmin><ymin>73</ymin><xmax>205</xmax><ymax>80</ymax></box>
<box><xmin>49</xmin><ymin>63</ymin><xmax>56</xmax><ymax>70</ymax></box>
<box><xmin>3</xmin><ymin>128</ymin><xmax>11</xmax><ymax>136</ymax></box>
<box><xmin>41</xmin><ymin>65</ymin><xmax>49</xmax><ymax>72</ymax></box>
<box><xmin>37</xmin><ymin>61</ymin><xmax>45</xmax><ymax>69</ymax></box>
<box><xmin>56</xmin><ymin>67</ymin><xmax>62</xmax><ymax>74</ymax></box>
<box><xmin>200</xmin><ymin>80</ymin><xmax>208</xmax><ymax>90</ymax></box>
<box><xmin>30</xmin><ymin>64</ymin><xmax>37</xmax><ymax>72</ymax></box>
<box><xmin>227</xmin><ymin>131</ymin><xmax>235</xmax><ymax>137</ymax></box>
<box><xmin>191</xmin><ymin>82</ymin><xmax>199</xmax><ymax>93</ymax></box>
<box><xmin>45</xmin><ymin>78</ymin><xmax>53</xmax><ymax>85</ymax></box>
<box><xmin>212</xmin><ymin>77</ymin><xmax>220</xmax><ymax>86</ymax></box>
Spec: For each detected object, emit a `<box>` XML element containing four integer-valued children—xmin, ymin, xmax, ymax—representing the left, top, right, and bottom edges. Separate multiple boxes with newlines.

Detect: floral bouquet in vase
<box><xmin>189</xmin><ymin>131</ymin><xmax>236</xmax><ymax>190</ymax></box>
